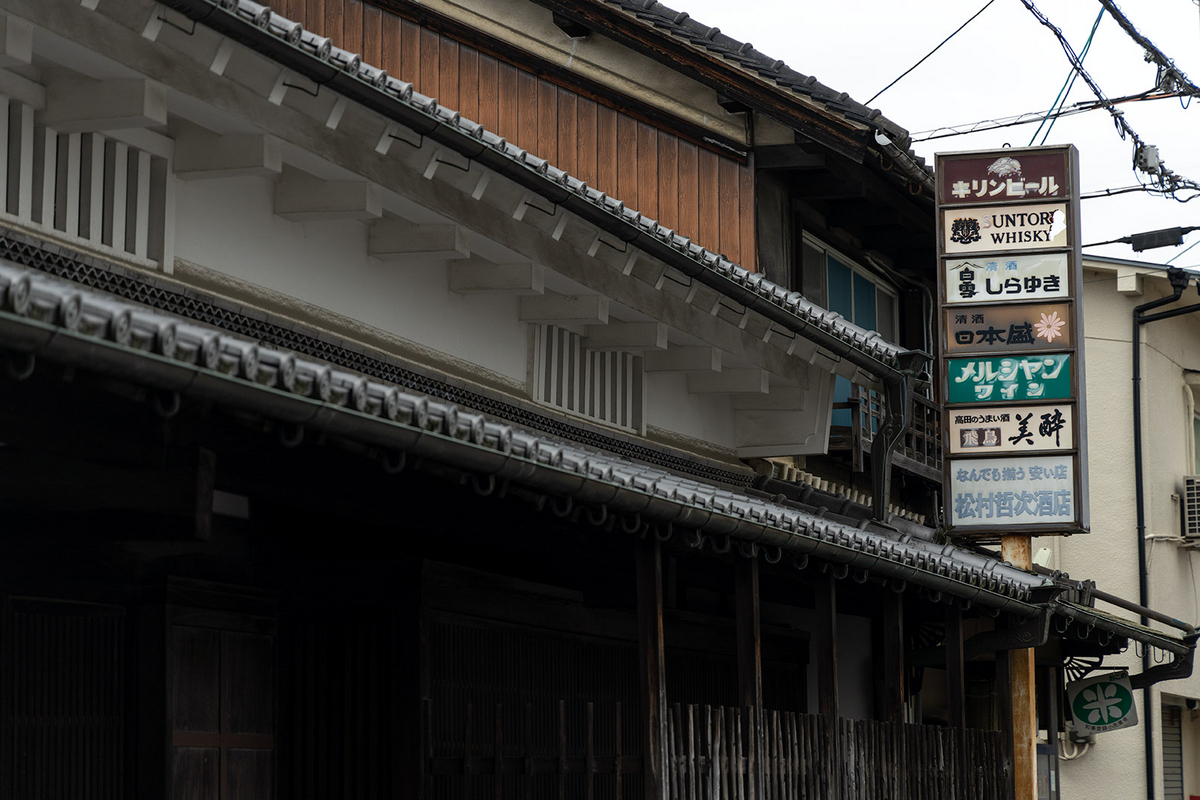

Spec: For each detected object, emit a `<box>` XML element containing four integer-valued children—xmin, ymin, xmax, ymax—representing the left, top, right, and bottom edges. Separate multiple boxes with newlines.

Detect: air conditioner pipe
<box><xmin>1132</xmin><ymin>267</ymin><xmax>1199</xmax><ymax>800</ymax></box>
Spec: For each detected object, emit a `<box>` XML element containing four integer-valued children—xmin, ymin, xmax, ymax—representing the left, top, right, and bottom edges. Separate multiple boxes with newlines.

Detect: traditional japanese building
<box><xmin>0</xmin><ymin>0</ymin><xmax>1190</xmax><ymax>798</ymax></box>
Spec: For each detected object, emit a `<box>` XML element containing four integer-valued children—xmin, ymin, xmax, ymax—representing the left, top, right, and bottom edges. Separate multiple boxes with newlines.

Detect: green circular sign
<box><xmin>1072</xmin><ymin>681</ymin><xmax>1134</xmax><ymax>726</ymax></box>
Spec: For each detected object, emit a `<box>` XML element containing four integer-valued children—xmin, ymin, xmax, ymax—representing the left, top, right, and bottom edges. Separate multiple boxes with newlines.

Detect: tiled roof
<box><xmin>593</xmin><ymin>0</ymin><xmax>934</xmax><ymax>189</ymax></box>
<box><xmin>5</xmin><ymin>255</ymin><xmax>1195</xmax><ymax>655</ymax></box>
<box><xmin>161</xmin><ymin>0</ymin><xmax>908</xmax><ymax>372</ymax></box>
<box><xmin>0</xmin><ymin>259</ymin><xmax>1040</xmax><ymax>609</ymax></box>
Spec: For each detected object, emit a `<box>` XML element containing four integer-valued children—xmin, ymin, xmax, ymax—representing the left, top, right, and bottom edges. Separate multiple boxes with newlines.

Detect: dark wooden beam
<box><xmin>945</xmin><ymin>605</ymin><xmax>966</xmax><ymax>730</ymax></box>
<box><xmin>858</xmin><ymin>227</ymin><xmax>931</xmax><ymax>252</ymax></box>
<box><xmin>511</xmin><ymin>0</ymin><xmax>870</xmax><ymax>163</ymax></box>
<box><xmin>821</xmin><ymin>151</ymin><xmax>934</xmax><ymax>230</ymax></box>
<box><xmin>551</xmin><ymin>12</ymin><xmax>589</xmax><ymax>38</ymax></box>
<box><xmin>0</xmin><ymin>447</ymin><xmax>214</xmax><ymax>539</ymax></box>
<box><xmin>734</xmin><ymin>556</ymin><xmax>762</xmax><ymax>710</ymax></box>
<box><xmin>792</xmin><ymin>174</ymin><xmax>865</xmax><ymax>201</ymax></box>
<box><xmin>883</xmin><ymin>592</ymin><xmax>906</xmax><ymax>723</ymax></box>
<box><xmin>826</xmin><ymin>202</ymin><xmax>901</xmax><ymax>228</ymax></box>
<box><xmin>369</xmin><ymin>0</ymin><xmax>749</xmax><ymax>160</ymax></box>
<box><xmin>815</xmin><ymin>572</ymin><xmax>838</xmax><ymax>719</ymax></box>
<box><xmin>636</xmin><ymin>536</ymin><xmax>668</xmax><ymax>800</ymax></box>
<box><xmin>815</xmin><ymin>572</ymin><xmax>839</xmax><ymax>800</ymax></box>
<box><xmin>755</xmin><ymin>145</ymin><xmax>826</xmax><ymax>171</ymax></box>
<box><xmin>717</xmin><ymin>94</ymin><xmax>751</xmax><ymax>114</ymax></box>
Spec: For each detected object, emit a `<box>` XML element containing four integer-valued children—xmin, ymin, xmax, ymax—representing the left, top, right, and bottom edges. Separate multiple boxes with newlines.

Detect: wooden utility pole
<box><xmin>1003</xmin><ymin>535</ymin><xmax>1037</xmax><ymax>800</ymax></box>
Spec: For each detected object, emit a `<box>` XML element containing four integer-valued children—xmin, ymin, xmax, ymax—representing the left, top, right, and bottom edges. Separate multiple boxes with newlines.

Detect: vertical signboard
<box><xmin>937</xmin><ymin>146</ymin><xmax>1088</xmax><ymax>537</ymax></box>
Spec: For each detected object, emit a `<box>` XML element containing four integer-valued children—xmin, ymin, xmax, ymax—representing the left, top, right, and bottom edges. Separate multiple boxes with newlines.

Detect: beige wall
<box><xmin>1055</xmin><ymin>264</ymin><xmax>1200</xmax><ymax>800</ymax></box>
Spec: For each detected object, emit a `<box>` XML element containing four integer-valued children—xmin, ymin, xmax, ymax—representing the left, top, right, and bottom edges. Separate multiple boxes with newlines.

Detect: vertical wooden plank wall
<box><xmin>277</xmin><ymin>0</ymin><xmax>757</xmax><ymax>269</ymax></box>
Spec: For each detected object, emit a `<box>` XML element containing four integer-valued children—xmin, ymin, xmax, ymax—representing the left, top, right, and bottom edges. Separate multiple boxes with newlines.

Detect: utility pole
<box><xmin>1003</xmin><ymin>535</ymin><xmax>1037</xmax><ymax>800</ymax></box>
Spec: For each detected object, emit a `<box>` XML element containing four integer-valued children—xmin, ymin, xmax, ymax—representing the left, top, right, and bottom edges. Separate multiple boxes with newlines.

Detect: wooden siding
<box><xmin>275</xmin><ymin>0</ymin><xmax>757</xmax><ymax>269</ymax></box>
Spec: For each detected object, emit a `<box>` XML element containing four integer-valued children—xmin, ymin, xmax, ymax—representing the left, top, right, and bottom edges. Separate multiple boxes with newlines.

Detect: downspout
<box><xmin>1132</xmin><ymin>267</ymin><xmax>1197</xmax><ymax>800</ymax></box>
<box><xmin>871</xmin><ymin>351</ymin><xmax>927</xmax><ymax>522</ymax></box>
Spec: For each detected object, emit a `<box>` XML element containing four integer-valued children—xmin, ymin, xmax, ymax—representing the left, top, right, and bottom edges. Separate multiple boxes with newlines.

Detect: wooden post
<box><xmin>1002</xmin><ymin>535</ymin><xmax>1037</xmax><ymax>800</ymax></box>
<box><xmin>882</xmin><ymin>592</ymin><xmax>906</xmax><ymax>724</ymax></box>
<box><xmin>945</xmin><ymin>605</ymin><xmax>965</xmax><ymax>730</ymax></box>
<box><xmin>636</xmin><ymin>536</ymin><xmax>669</xmax><ymax>800</ymax></box>
<box><xmin>735</xmin><ymin>556</ymin><xmax>763</xmax><ymax>711</ymax></box>
<box><xmin>815</xmin><ymin>570</ymin><xmax>840</xmax><ymax>800</ymax></box>
<box><xmin>815</xmin><ymin>572</ymin><xmax>839</xmax><ymax>720</ymax></box>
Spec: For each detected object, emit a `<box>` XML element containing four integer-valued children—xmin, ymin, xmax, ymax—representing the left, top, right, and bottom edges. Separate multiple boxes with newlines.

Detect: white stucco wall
<box><xmin>171</xmin><ymin>173</ymin><xmax>759</xmax><ymax>453</ymax></box>
<box><xmin>1053</xmin><ymin>265</ymin><xmax>1200</xmax><ymax>800</ymax></box>
<box><xmin>644</xmin><ymin>372</ymin><xmax>736</xmax><ymax>451</ymax></box>
<box><xmin>174</xmin><ymin>175</ymin><xmax>532</xmax><ymax>385</ymax></box>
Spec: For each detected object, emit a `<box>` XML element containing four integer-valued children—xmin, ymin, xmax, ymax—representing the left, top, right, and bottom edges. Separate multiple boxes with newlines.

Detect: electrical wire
<box><xmin>866</xmin><ymin>0</ymin><xmax>995</xmax><ymax>105</ymax></box>
<box><xmin>1166</xmin><ymin>238</ymin><xmax>1200</xmax><ymax>264</ymax></box>
<box><xmin>1096</xmin><ymin>0</ymin><xmax>1200</xmax><ymax>97</ymax></box>
<box><xmin>1016</xmin><ymin>0</ymin><xmax>1140</xmax><ymax>144</ymax></box>
<box><xmin>1028</xmin><ymin>7</ymin><xmax>1105</xmax><ymax>146</ymax></box>
<box><xmin>1017</xmin><ymin>0</ymin><xmax>1200</xmax><ymax>202</ymax></box>
<box><xmin>910</xmin><ymin>90</ymin><xmax>1180</xmax><ymax>143</ymax></box>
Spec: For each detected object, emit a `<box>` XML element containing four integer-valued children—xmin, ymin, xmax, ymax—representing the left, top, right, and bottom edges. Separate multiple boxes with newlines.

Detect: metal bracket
<box><xmin>1130</xmin><ymin>633</ymin><xmax>1199</xmax><ymax>689</ymax></box>
<box><xmin>907</xmin><ymin>609</ymin><xmax>1051</xmax><ymax>667</ymax></box>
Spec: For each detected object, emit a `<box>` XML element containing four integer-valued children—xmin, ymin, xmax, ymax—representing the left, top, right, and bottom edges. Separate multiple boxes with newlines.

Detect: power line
<box><xmin>910</xmin><ymin>90</ymin><xmax>1180</xmax><ymax>143</ymax></box>
<box><xmin>1095</xmin><ymin>0</ymin><xmax>1200</xmax><ymax>97</ymax></box>
<box><xmin>1166</xmin><ymin>238</ymin><xmax>1200</xmax><ymax>264</ymax></box>
<box><xmin>1016</xmin><ymin>0</ymin><xmax>1140</xmax><ymax>143</ymax></box>
<box><xmin>1029</xmin><ymin>7</ymin><xmax>1105</xmax><ymax>146</ymax></box>
<box><xmin>866</xmin><ymin>0</ymin><xmax>995</xmax><ymax>105</ymax></box>
<box><xmin>1016</xmin><ymin>0</ymin><xmax>1200</xmax><ymax>202</ymax></box>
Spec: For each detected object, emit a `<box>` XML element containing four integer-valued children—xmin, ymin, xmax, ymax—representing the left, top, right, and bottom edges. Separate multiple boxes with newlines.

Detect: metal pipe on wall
<box><xmin>1131</xmin><ymin>267</ymin><xmax>1197</xmax><ymax>800</ymax></box>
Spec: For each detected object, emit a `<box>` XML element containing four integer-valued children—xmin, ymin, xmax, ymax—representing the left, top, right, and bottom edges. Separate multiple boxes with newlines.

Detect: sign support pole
<box><xmin>1002</xmin><ymin>534</ymin><xmax>1037</xmax><ymax>800</ymax></box>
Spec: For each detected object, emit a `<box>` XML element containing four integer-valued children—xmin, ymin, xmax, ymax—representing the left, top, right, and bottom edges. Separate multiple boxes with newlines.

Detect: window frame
<box><xmin>799</xmin><ymin>233</ymin><xmax>900</xmax><ymax>342</ymax></box>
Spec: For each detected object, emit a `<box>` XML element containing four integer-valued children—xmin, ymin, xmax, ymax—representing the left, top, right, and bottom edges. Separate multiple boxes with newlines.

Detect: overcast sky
<box><xmin>673</xmin><ymin>0</ymin><xmax>1200</xmax><ymax>267</ymax></box>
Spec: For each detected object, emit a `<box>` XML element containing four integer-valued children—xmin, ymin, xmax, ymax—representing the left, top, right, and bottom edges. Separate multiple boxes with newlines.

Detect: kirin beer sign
<box><xmin>936</xmin><ymin>146</ymin><xmax>1088</xmax><ymax>539</ymax></box>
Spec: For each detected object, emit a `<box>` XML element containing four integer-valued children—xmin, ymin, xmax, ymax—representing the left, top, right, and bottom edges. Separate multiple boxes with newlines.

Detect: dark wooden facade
<box><xmin>0</xmin><ymin>360</ymin><xmax>1016</xmax><ymax>799</ymax></box>
<box><xmin>272</xmin><ymin>0</ymin><xmax>758</xmax><ymax>270</ymax></box>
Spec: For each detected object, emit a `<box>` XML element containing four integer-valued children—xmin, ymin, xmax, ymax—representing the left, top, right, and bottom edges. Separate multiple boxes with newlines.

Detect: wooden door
<box><xmin>169</xmin><ymin>615</ymin><xmax>275</xmax><ymax>799</ymax></box>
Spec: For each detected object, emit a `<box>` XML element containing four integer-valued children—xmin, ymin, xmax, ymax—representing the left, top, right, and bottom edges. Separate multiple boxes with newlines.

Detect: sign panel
<box><xmin>939</xmin><ymin>151</ymin><xmax>1069</xmax><ymax>206</ymax></box>
<box><xmin>944</xmin><ymin>254</ymin><xmax>1070</xmax><ymax>305</ymax></box>
<box><xmin>943</xmin><ymin>204</ymin><xmax>1069</xmax><ymax>254</ymax></box>
<box><xmin>1066</xmin><ymin>671</ymin><xmax>1138</xmax><ymax>735</ymax></box>
<box><xmin>946</xmin><ymin>354</ymin><xmax>1072</xmax><ymax>405</ymax></box>
<box><xmin>945</xmin><ymin>303</ymin><xmax>1072</xmax><ymax>353</ymax></box>
<box><xmin>948</xmin><ymin>403</ymin><xmax>1074</xmax><ymax>454</ymax></box>
<box><xmin>937</xmin><ymin>145</ymin><xmax>1088</xmax><ymax>537</ymax></box>
<box><xmin>949</xmin><ymin>455</ymin><xmax>1075</xmax><ymax>526</ymax></box>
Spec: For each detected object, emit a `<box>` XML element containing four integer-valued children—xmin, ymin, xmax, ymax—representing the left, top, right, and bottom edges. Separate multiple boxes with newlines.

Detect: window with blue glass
<box><xmin>800</xmin><ymin>237</ymin><xmax>898</xmax><ymax>427</ymax></box>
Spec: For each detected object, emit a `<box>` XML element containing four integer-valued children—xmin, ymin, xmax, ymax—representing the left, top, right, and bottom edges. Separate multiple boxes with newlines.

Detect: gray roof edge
<box><xmin>153</xmin><ymin>0</ymin><xmax>908</xmax><ymax>376</ymax></box>
<box><xmin>0</xmin><ymin>258</ymin><xmax>1045</xmax><ymax>612</ymax></box>
<box><xmin>597</xmin><ymin>0</ymin><xmax>934</xmax><ymax>190</ymax></box>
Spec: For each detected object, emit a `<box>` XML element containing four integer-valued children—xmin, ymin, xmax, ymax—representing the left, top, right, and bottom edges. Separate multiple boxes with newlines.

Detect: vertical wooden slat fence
<box><xmin>426</xmin><ymin>700</ymin><xmax>1010</xmax><ymax>799</ymax></box>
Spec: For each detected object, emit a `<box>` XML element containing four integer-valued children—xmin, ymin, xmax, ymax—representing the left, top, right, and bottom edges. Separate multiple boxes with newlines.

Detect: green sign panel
<box><xmin>946</xmin><ymin>354</ymin><xmax>1071</xmax><ymax>405</ymax></box>
<box><xmin>1066</xmin><ymin>671</ymin><xmax>1138</xmax><ymax>735</ymax></box>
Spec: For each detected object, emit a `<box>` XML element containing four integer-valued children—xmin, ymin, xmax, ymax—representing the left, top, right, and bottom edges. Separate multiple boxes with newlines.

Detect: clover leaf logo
<box><xmin>1072</xmin><ymin>682</ymin><xmax>1133</xmax><ymax>725</ymax></box>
